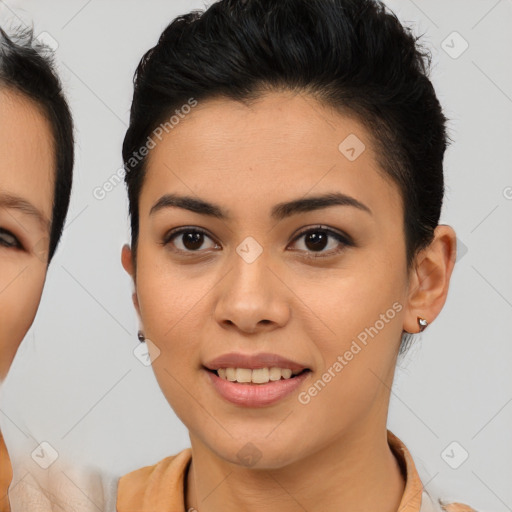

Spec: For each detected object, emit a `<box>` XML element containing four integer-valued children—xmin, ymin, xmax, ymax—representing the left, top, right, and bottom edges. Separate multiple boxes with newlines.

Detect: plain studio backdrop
<box><xmin>0</xmin><ymin>1</ymin><xmax>511</xmax><ymax>511</ymax></box>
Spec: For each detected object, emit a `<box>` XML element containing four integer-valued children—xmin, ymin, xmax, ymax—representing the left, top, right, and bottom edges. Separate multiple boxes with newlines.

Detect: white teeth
<box><xmin>269</xmin><ymin>367</ymin><xmax>282</xmax><ymax>381</ymax></box>
<box><xmin>235</xmin><ymin>368</ymin><xmax>252</xmax><ymax>383</ymax></box>
<box><xmin>281</xmin><ymin>368</ymin><xmax>293</xmax><ymax>379</ymax></box>
<box><xmin>215</xmin><ymin>367</ymin><xmax>303</xmax><ymax>384</ymax></box>
<box><xmin>252</xmin><ymin>368</ymin><xmax>269</xmax><ymax>383</ymax></box>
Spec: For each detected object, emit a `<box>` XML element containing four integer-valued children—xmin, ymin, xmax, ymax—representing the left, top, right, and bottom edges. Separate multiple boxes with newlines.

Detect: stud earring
<box><xmin>417</xmin><ymin>317</ymin><xmax>428</xmax><ymax>332</ymax></box>
<box><xmin>137</xmin><ymin>330</ymin><xmax>145</xmax><ymax>342</ymax></box>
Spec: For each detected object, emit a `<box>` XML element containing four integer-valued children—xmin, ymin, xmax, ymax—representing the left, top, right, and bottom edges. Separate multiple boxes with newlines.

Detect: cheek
<box><xmin>0</xmin><ymin>264</ymin><xmax>46</xmax><ymax>379</ymax></box>
<box><xmin>134</xmin><ymin>252</ymin><xmax>223</xmax><ymax>422</ymax></box>
<box><xmin>136</xmin><ymin>276</ymin><xmax>205</xmax><ymax>428</ymax></box>
<box><xmin>135</xmin><ymin>239</ymin><xmax>225</xmax><ymax>333</ymax></box>
<box><xmin>296</xmin><ymin>258</ymin><xmax>406</xmax><ymax>352</ymax></box>
<box><xmin>135</xmin><ymin>256</ymin><xmax>211</xmax><ymax>372</ymax></box>
<box><xmin>294</xmin><ymin>260</ymin><xmax>406</xmax><ymax>409</ymax></box>
<box><xmin>137</xmin><ymin>270</ymin><xmax>204</xmax><ymax>339</ymax></box>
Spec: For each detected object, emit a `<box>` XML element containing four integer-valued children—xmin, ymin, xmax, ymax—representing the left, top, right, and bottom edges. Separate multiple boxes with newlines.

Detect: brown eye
<box><xmin>289</xmin><ymin>226</ymin><xmax>353</xmax><ymax>258</ymax></box>
<box><xmin>164</xmin><ymin>227</ymin><xmax>219</xmax><ymax>253</ymax></box>
<box><xmin>0</xmin><ymin>228</ymin><xmax>21</xmax><ymax>249</ymax></box>
<box><xmin>303</xmin><ymin>231</ymin><xmax>329</xmax><ymax>251</ymax></box>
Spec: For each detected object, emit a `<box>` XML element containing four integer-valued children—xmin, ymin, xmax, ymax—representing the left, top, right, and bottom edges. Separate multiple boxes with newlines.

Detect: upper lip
<box><xmin>203</xmin><ymin>352</ymin><xmax>310</xmax><ymax>372</ymax></box>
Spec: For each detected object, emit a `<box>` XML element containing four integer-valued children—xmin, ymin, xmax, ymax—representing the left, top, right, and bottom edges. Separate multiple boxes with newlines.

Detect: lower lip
<box><xmin>204</xmin><ymin>368</ymin><xmax>311</xmax><ymax>407</ymax></box>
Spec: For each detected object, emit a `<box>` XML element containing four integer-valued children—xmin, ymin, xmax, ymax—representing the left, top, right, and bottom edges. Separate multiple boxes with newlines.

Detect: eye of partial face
<box><xmin>0</xmin><ymin>227</ymin><xmax>22</xmax><ymax>250</ymax></box>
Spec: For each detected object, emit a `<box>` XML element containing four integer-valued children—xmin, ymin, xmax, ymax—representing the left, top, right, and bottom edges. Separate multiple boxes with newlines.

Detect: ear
<box><xmin>403</xmin><ymin>225</ymin><xmax>457</xmax><ymax>334</ymax></box>
<box><xmin>121</xmin><ymin>243</ymin><xmax>141</xmax><ymax>317</ymax></box>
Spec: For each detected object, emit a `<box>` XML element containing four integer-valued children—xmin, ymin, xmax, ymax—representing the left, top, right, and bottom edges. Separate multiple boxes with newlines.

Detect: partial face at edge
<box><xmin>122</xmin><ymin>91</ymin><xmax>454</xmax><ymax>468</ymax></box>
<box><xmin>0</xmin><ymin>89</ymin><xmax>54</xmax><ymax>381</ymax></box>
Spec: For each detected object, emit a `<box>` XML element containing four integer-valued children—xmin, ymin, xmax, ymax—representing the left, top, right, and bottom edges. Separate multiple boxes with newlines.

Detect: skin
<box><xmin>0</xmin><ymin>88</ymin><xmax>54</xmax><ymax>382</ymax></box>
<box><xmin>121</xmin><ymin>91</ymin><xmax>457</xmax><ymax>512</ymax></box>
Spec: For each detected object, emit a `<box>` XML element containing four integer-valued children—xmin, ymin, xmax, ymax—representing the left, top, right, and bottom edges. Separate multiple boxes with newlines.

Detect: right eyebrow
<box><xmin>0</xmin><ymin>192</ymin><xmax>50</xmax><ymax>230</ymax></box>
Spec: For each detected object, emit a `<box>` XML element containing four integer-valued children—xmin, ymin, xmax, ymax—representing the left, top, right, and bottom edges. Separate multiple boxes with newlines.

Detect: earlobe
<box><xmin>402</xmin><ymin>225</ymin><xmax>457</xmax><ymax>334</ymax></box>
<box><xmin>403</xmin><ymin>316</ymin><xmax>429</xmax><ymax>334</ymax></box>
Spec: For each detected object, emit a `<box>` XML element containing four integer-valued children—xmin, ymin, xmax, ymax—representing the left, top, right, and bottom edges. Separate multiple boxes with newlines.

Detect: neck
<box><xmin>185</xmin><ymin>420</ymin><xmax>405</xmax><ymax>512</ymax></box>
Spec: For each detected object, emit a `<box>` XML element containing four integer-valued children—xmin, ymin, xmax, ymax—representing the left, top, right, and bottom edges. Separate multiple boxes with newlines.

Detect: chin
<box><xmin>199</xmin><ymin>433</ymin><xmax>305</xmax><ymax>470</ymax></box>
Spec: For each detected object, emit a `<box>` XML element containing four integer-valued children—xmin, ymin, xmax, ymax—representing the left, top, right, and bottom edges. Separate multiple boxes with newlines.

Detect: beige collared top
<box><xmin>117</xmin><ymin>429</ymin><xmax>477</xmax><ymax>512</ymax></box>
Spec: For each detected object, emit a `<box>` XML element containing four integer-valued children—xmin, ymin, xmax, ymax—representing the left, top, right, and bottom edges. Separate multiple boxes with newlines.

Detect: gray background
<box><xmin>0</xmin><ymin>1</ymin><xmax>511</xmax><ymax>511</ymax></box>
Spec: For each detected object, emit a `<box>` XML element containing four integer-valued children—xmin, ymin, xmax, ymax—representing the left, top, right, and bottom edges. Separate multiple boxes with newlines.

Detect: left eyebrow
<box><xmin>149</xmin><ymin>192</ymin><xmax>372</xmax><ymax>221</ymax></box>
<box><xmin>0</xmin><ymin>192</ymin><xmax>50</xmax><ymax>230</ymax></box>
<box><xmin>271</xmin><ymin>192</ymin><xmax>372</xmax><ymax>220</ymax></box>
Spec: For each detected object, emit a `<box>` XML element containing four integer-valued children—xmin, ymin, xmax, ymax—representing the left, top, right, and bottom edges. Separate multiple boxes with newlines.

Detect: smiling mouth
<box><xmin>205</xmin><ymin>367</ymin><xmax>311</xmax><ymax>384</ymax></box>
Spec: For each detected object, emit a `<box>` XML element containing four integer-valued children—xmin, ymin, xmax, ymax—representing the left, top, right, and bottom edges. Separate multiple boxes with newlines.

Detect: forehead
<box><xmin>0</xmin><ymin>88</ymin><xmax>55</xmax><ymax>225</ymax></box>
<box><xmin>141</xmin><ymin>91</ymin><xmax>401</xmax><ymax>221</ymax></box>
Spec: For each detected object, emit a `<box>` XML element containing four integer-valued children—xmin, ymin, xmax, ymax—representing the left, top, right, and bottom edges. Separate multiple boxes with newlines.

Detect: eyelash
<box><xmin>0</xmin><ymin>228</ymin><xmax>22</xmax><ymax>250</ymax></box>
<box><xmin>161</xmin><ymin>225</ymin><xmax>353</xmax><ymax>259</ymax></box>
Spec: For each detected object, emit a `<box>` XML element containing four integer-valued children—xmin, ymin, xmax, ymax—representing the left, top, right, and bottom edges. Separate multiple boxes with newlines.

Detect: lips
<box><xmin>203</xmin><ymin>365</ymin><xmax>311</xmax><ymax>407</ymax></box>
<box><xmin>203</xmin><ymin>352</ymin><xmax>310</xmax><ymax>373</ymax></box>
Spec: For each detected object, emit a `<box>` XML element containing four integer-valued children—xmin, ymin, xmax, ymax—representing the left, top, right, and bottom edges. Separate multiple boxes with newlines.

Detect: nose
<box><xmin>213</xmin><ymin>252</ymin><xmax>291</xmax><ymax>335</ymax></box>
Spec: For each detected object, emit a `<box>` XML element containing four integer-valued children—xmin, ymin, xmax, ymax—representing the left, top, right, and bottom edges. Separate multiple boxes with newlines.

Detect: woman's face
<box><xmin>0</xmin><ymin>89</ymin><xmax>54</xmax><ymax>381</ymax></box>
<box><xmin>122</xmin><ymin>91</ymin><xmax>453</xmax><ymax>468</ymax></box>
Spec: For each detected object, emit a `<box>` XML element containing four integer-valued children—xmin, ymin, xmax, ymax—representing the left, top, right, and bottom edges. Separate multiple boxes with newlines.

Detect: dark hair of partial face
<box><xmin>122</xmin><ymin>0</ymin><xmax>451</xmax><ymax>355</ymax></box>
<box><xmin>0</xmin><ymin>26</ymin><xmax>74</xmax><ymax>263</ymax></box>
